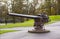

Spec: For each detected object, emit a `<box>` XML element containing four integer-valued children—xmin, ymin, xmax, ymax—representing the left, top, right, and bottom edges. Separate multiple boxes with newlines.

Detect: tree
<box><xmin>0</xmin><ymin>1</ymin><xmax>8</xmax><ymax>23</ymax></box>
<box><xmin>12</xmin><ymin>0</ymin><xmax>24</xmax><ymax>13</ymax></box>
<box><xmin>32</xmin><ymin>0</ymin><xmax>39</xmax><ymax>15</ymax></box>
<box><xmin>51</xmin><ymin>0</ymin><xmax>57</xmax><ymax>15</ymax></box>
<box><xmin>44</xmin><ymin>0</ymin><xmax>51</xmax><ymax>15</ymax></box>
<box><xmin>57</xmin><ymin>0</ymin><xmax>60</xmax><ymax>15</ymax></box>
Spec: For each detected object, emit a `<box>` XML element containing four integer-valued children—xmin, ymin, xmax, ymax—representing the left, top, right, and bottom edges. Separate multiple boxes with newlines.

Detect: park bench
<box><xmin>8</xmin><ymin>13</ymin><xmax>50</xmax><ymax>33</ymax></box>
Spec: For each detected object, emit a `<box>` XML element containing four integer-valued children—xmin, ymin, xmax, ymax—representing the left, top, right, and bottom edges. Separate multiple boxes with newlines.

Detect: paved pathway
<box><xmin>0</xmin><ymin>21</ymin><xmax>60</xmax><ymax>39</ymax></box>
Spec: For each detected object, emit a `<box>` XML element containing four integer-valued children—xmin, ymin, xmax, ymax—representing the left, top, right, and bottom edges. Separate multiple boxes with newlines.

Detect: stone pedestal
<box><xmin>28</xmin><ymin>29</ymin><xmax>50</xmax><ymax>33</ymax></box>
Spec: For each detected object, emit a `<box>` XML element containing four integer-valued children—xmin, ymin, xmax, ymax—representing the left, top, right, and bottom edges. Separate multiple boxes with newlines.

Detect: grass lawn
<box><xmin>49</xmin><ymin>15</ymin><xmax>60</xmax><ymax>21</ymax></box>
<box><xmin>48</xmin><ymin>15</ymin><xmax>60</xmax><ymax>24</ymax></box>
<box><xmin>0</xmin><ymin>30</ymin><xmax>17</xmax><ymax>34</ymax></box>
<box><xmin>0</xmin><ymin>20</ymin><xmax>34</xmax><ymax>28</ymax></box>
<box><xmin>0</xmin><ymin>15</ymin><xmax>60</xmax><ymax>28</ymax></box>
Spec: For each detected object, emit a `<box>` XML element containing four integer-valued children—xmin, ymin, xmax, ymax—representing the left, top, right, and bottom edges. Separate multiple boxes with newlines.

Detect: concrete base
<box><xmin>28</xmin><ymin>29</ymin><xmax>50</xmax><ymax>33</ymax></box>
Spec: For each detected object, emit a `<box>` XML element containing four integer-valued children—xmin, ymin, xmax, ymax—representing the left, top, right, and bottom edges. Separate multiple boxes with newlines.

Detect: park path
<box><xmin>0</xmin><ymin>21</ymin><xmax>60</xmax><ymax>39</ymax></box>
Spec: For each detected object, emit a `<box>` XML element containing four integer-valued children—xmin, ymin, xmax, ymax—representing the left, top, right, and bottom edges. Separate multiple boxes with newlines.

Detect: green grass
<box><xmin>49</xmin><ymin>15</ymin><xmax>60</xmax><ymax>21</ymax></box>
<box><xmin>0</xmin><ymin>15</ymin><xmax>60</xmax><ymax>28</ymax></box>
<box><xmin>0</xmin><ymin>30</ymin><xmax>17</xmax><ymax>34</ymax></box>
<box><xmin>0</xmin><ymin>20</ymin><xmax>34</xmax><ymax>28</ymax></box>
<box><xmin>48</xmin><ymin>15</ymin><xmax>60</xmax><ymax>24</ymax></box>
